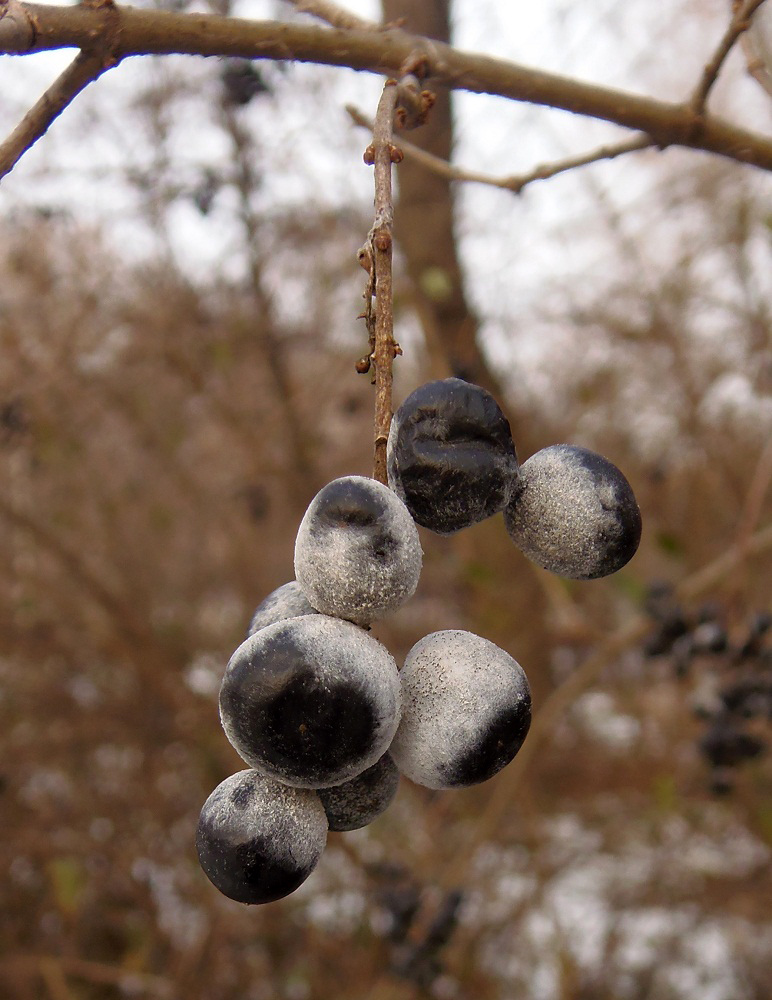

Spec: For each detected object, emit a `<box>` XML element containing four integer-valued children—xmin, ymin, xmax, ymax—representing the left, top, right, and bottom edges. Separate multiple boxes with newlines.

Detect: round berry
<box><xmin>196</xmin><ymin>769</ymin><xmax>327</xmax><ymax>905</ymax></box>
<box><xmin>318</xmin><ymin>753</ymin><xmax>399</xmax><ymax>832</ymax></box>
<box><xmin>389</xmin><ymin>630</ymin><xmax>531</xmax><ymax>790</ymax></box>
<box><xmin>247</xmin><ymin>581</ymin><xmax>317</xmax><ymax>637</ymax></box>
<box><xmin>219</xmin><ymin>614</ymin><xmax>401</xmax><ymax>788</ymax></box>
<box><xmin>504</xmin><ymin>444</ymin><xmax>641</xmax><ymax>580</ymax></box>
<box><xmin>387</xmin><ymin>378</ymin><xmax>519</xmax><ymax>534</ymax></box>
<box><xmin>294</xmin><ymin>476</ymin><xmax>422</xmax><ymax>626</ymax></box>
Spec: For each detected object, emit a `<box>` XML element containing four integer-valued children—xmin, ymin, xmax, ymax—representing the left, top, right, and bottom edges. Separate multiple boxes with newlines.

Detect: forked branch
<box><xmin>1</xmin><ymin>3</ymin><xmax>772</xmax><ymax>173</ymax></box>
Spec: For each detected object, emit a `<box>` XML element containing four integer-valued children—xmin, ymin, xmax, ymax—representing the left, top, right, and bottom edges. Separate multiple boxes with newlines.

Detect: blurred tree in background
<box><xmin>1</xmin><ymin>1</ymin><xmax>771</xmax><ymax>998</ymax></box>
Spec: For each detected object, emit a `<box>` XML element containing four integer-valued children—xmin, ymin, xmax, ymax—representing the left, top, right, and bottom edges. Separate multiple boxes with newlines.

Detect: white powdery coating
<box><xmin>317</xmin><ymin>752</ymin><xmax>399</xmax><ymax>831</ymax></box>
<box><xmin>386</xmin><ymin>418</ymin><xmax>407</xmax><ymax>504</ymax></box>
<box><xmin>220</xmin><ymin>614</ymin><xmax>402</xmax><ymax>787</ymax></box>
<box><xmin>200</xmin><ymin>769</ymin><xmax>327</xmax><ymax>873</ymax></box>
<box><xmin>390</xmin><ymin>630</ymin><xmax>531</xmax><ymax>790</ymax></box>
<box><xmin>247</xmin><ymin>581</ymin><xmax>317</xmax><ymax>636</ymax></box>
<box><xmin>505</xmin><ymin>445</ymin><xmax>636</xmax><ymax>579</ymax></box>
<box><xmin>294</xmin><ymin>476</ymin><xmax>422</xmax><ymax>626</ymax></box>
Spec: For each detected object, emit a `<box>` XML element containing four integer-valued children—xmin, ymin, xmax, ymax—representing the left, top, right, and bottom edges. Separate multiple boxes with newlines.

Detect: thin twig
<box><xmin>284</xmin><ymin>0</ymin><xmax>377</xmax><ymax>31</ymax></box>
<box><xmin>690</xmin><ymin>0</ymin><xmax>768</xmax><ymax>114</ymax></box>
<box><xmin>361</xmin><ymin>80</ymin><xmax>402</xmax><ymax>485</ymax></box>
<box><xmin>349</xmin><ymin>104</ymin><xmax>653</xmax><ymax>192</ymax></box>
<box><xmin>0</xmin><ymin>47</ymin><xmax>116</xmax><ymax>180</ymax></box>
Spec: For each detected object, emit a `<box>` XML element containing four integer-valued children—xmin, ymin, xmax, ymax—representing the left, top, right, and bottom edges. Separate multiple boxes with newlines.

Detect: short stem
<box><xmin>367</xmin><ymin>80</ymin><xmax>401</xmax><ymax>485</ymax></box>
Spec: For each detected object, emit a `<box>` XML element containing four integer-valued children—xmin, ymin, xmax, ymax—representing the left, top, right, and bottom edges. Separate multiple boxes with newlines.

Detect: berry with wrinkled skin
<box><xmin>387</xmin><ymin>378</ymin><xmax>519</xmax><ymax>535</ymax></box>
<box><xmin>390</xmin><ymin>630</ymin><xmax>531</xmax><ymax>790</ymax></box>
<box><xmin>196</xmin><ymin>769</ymin><xmax>327</xmax><ymax>905</ymax></box>
<box><xmin>318</xmin><ymin>753</ymin><xmax>399</xmax><ymax>832</ymax></box>
<box><xmin>505</xmin><ymin>444</ymin><xmax>641</xmax><ymax>580</ymax></box>
<box><xmin>220</xmin><ymin>614</ymin><xmax>401</xmax><ymax>788</ymax></box>
<box><xmin>247</xmin><ymin>580</ymin><xmax>316</xmax><ymax>637</ymax></box>
<box><xmin>294</xmin><ymin>476</ymin><xmax>422</xmax><ymax>626</ymax></box>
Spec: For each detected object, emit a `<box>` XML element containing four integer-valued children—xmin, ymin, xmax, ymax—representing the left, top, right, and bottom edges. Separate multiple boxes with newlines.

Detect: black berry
<box><xmin>318</xmin><ymin>753</ymin><xmax>399</xmax><ymax>831</ymax></box>
<box><xmin>196</xmin><ymin>769</ymin><xmax>327</xmax><ymax>905</ymax></box>
<box><xmin>247</xmin><ymin>580</ymin><xmax>316</xmax><ymax>637</ymax></box>
<box><xmin>294</xmin><ymin>476</ymin><xmax>422</xmax><ymax>626</ymax></box>
<box><xmin>505</xmin><ymin>444</ymin><xmax>641</xmax><ymax>580</ymax></box>
<box><xmin>387</xmin><ymin>378</ymin><xmax>519</xmax><ymax>535</ymax></box>
<box><xmin>389</xmin><ymin>630</ymin><xmax>531</xmax><ymax>789</ymax></box>
<box><xmin>219</xmin><ymin>614</ymin><xmax>401</xmax><ymax>788</ymax></box>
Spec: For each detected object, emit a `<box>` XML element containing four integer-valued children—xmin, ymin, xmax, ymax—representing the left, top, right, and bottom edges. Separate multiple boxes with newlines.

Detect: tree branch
<box><xmin>0</xmin><ymin>47</ymin><xmax>114</xmax><ymax>180</ymax></box>
<box><xmin>1</xmin><ymin>3</ymin><xmax>772</xmax><ymax>173</ymax></box>
<box><xmin>361</xmin><ymin>80</ymin><xmax>401</xmax><ymax>485</ymax></box>
<box><xmin>348</xmin><ymin>104</ymin><xmax>654</xmax><ymax>192</ymax></box>
<box><xmin>690</xmin><ymin>0</ymin><xmax>769</xmax><ymax>114</ymax></box>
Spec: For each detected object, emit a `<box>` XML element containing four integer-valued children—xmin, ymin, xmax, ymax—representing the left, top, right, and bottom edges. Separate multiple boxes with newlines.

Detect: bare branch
<box><xmin>0</xmin><ymin>48</ymin><xmax>114</xmax><ymax>180</ymax></box>
<box><xmin>1</xmin><ymin>4</ymin><xmax>771</xmax><ymax>174</ymax></box>
<box><xmin>690</xmin><ymin>0</ymin><xmax>769</xmax><ymax>113</ymax></box>
<box><xmin>0</xmin><ymin>0</ymin><xmax>121</xmax><ymax>180</ymax></box>
<box><xmin>361</xmin><ymin>80</ymin><xmax>402</xmax><ymax>485</ymax></box>
<box><xmin>349</xmin><ymin>104</ymin><xmax>653</xmax><ymax>192</ymax></box>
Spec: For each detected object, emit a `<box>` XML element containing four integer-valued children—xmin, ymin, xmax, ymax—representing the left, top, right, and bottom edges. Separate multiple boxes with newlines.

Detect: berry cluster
<box><xmin>645</xmin><ymin>585</ymin><xmax>771</xmax><ymax>794</ymax></box>
<box><xmin>388</xmin><ymin>378</ymin><xmax>642</xmax><ymax>579</ymax></box>
<box><xmin>197</xmin><ymin>378</ymin><xmax>641</xmax><ymax>905</ymax></box>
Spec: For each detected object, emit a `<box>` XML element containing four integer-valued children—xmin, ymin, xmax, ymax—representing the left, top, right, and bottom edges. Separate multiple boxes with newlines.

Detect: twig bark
<box><xmin>690</xmin><ymin>0</ymin><xmax>769</xmax><ymax>113</ymax></box>
<box><xmin>2</xmin><ymin>4</ymin><xmax>772</xmax><ymax>172</ymax></box>
<box><xmin>349</xmin><ymin>104</ymin><xmax>654</xmax><ymax>193</ymax></box>
<box><xmin>360</xmin><ymin>80</ymin><xmax>402</xmax><ymax>485</ymax></box>
<box><xmin>0</xmin><ymin>47</ymin><xmax>116</xmax><ymax>180</ymax></box>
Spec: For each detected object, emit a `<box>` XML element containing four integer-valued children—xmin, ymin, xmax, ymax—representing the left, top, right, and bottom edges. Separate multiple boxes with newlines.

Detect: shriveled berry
<box><xmin>247</xmin><ymin>580</ymin><xmax>316</xmax><ymax>637</ymax></box>
<box><xmin>389</xmin><ymin>630</ymin><xmax>531</xmax><ymax>790</ymax></box>
<box><xmin>387</xmin><ymin>378</ymin><xmax>519</xmax><ymax>535</ymax></box>
<box><xmin>505</xmin><ymin>444</ymin><xmax>641</xmax><ymax>580</ymax></box>
<box><xmin>220</xmin><ymin>614</ymin><xmax>401</xmax><ymax>788</ymax></box>
<box><xmin>294</xmin><ymin>476</ymin><xmax>422</xmax><ymax>626</ymax></box>
<box><xmin>318</xmin><ymin>753</ymin><xmax>399</xmax><ymax>832</ymax></box>
<box><xmin>196</xmin><ymin>769</ymin><xmax>327</xmax><ymax>905</ymax></box>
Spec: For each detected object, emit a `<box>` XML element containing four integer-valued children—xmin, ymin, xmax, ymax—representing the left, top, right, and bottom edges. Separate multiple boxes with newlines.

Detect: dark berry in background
<box><xmin>387</xmin><ymin>377</ymin><xmax>519</xmax><ymax>535</ymax></box>
<box><xmin>247</xmin><ymin>580</ymin><xmax>317</xmax><ymax>637</ymax></box>
<box><xmin>505</xmin><ymin>444</ymin><xmax>641</xmax><ymax>580</ymax></box>
<box><xmin>219</xmin><ymin>614</ymin><xmax>401</xmax><ymax>788</ymax></box>
<box><xmin>390</xmin><ymin>630</ymin><xmax>531</xmax><ymax>789</ymax></box>
<box><xmin>294</xmin><ymin>476</ymin><xmax>422</xmax><ymax>626</ymax></box>
<box><xmin>318</xmin><ymin>753</ymin><xmax>400</xmax><ymax>832</ymax></box>
<box><xmin>196</xmin><ymin>769</ymin><xmax>327</xmax><ymax>905</ymax></box>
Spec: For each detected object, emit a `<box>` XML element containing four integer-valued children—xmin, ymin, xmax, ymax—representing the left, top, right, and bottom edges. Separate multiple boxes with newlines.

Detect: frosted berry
<box><xmin>389</xmin><ymin>630</ymin><xmax>531</xmax><ymax>790</ymax></box>
<box><xmin>504</xmin><ymin>444</ymin><xmax>641</xmax><ymax>580</ymax></box>
<box><xmin>219</xmin><ymin>614</ymin><xmax>401</xmax><ymax>788</ymax></box>
<box><xmin>247</xmin><ymin>580</ymin><xmax>316</xmax><ymax>637</ymax></box>
<box><xmin>196</xmin><ymin>769</ymin><xmax>327</xmax><ymax>904</ymax></box>
<box><xmin>387</xmin><ymin>377</ymin><xmax>519</xmax><ymax>534</ymax></box>
<box><xmin>318</xmin><ymin>753</ymin><xmax>399</xmax><ymax>832</ymax></box>
<box><xmin>294</xmin><ymin>476</ymin><xmax>422</xmax><ymax>626</ymax></box>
